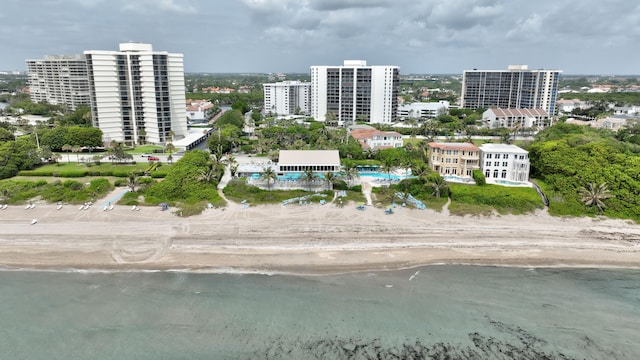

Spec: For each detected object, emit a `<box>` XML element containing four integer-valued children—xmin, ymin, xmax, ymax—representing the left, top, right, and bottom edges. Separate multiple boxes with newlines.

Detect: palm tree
<box><xmin>430</xmin><ymin>176</ymin><xmax>449</xmax><ymax>198</ymax></box>
<box><xmin>261</xmin><ymin>166</ymin><xmax>278</xmax><ymax>191</ymax></box>
<box><xmin>127</xmin><ymin>172</ymin><xmax>139</xmax><ymax>192</ymax></box>
<box><xmin>411</xmin><ymin>161</ymin><xmax>430</xmax><ymax>182</ymax></box>
<box><xmin>51</xmin><ymin>153</ymin><xmax>62</xmax><ymax>166</ymax></box>
<box><xmin>62</xmin><ymin>144</ymin><xmax>72</xmax><ymax>162</ymax></box>
<box><xmin>579</xmin><ymin>182</ymin><xmax>615</xmax><ymax>211</ymax></box>
<box><xmin>380</xmin><ymin>157</ymin><xmax>396</xmax><ymax>181</ymax></box>
<box><xmin>324</xmin><ymin>172</ymin><xmax>335</xmax><ymax>191</ymax></box>
<box><xmin>226</xmin><ymin>155</ymin><xmax>238</xmax><ymax>177</ymax></box>
<box><xmin>302</xmin><ymin>168</ymin><xmax>316</xmax><ymax>191</ymax></box>
<box><xmin>342</xmin><ymin>164</ymin><xmax>359</xmax><ymax>187</ymax></box>
<box><xmin>71</xmin><ymin>145</ymin><xmax>82</xmax><ymax>162</ymax></box>
<box><xmin>165</xmin><ymin>143</ymin><xmax>176</xmax><ymax>157</ymax></box>
<box><xmin>198</xmin><ymin>161</ymin><xmax>219</xmax><ymax>183</ymax></box>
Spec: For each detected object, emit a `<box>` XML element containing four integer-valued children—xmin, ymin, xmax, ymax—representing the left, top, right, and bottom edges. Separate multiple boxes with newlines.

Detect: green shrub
<box><xmin>349</xmin><ymin>185</ymin><xmax>362</xmax><ymax>192</ymax></box>
<box><xmin>472</xmin><ymin>170</ymin><xmax>486</xmax><ymax>185</ymax></box>
<box><xmin>449</xmin><ymin>183</ymin><xmax>543</xmax><ymax>215</ymax></box>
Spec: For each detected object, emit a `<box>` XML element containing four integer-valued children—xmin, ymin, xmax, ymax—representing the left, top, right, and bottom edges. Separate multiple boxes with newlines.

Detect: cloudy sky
<box><xmin>2</xmin><ymin>0</ymin><xmax>639</xmax><ymax>74</ymax></box>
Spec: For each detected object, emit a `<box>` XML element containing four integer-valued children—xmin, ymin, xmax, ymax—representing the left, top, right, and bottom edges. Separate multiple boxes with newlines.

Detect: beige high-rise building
<box><xmin>26</xmin><ymin>55</ymin><xmax>90</xmax><ymax>111</ymax></box>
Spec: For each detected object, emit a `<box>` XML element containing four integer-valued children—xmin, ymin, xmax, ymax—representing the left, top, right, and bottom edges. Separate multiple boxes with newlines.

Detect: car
<box><xmin>147</xmin><ymin>156</ymin><xmax>160</xmax><ymax>161</ymax></box>
<box><xmin>141</xmin><ymin>154</ymin><xmax>150</xmax><ymax>158</ymax></box>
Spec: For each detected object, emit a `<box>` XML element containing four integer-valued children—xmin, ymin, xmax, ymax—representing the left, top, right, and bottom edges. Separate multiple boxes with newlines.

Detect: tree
<box><xmin>127</xmin><ymin>172</ymin><xmax>139</xmax><ymax>192</ymax></box>
<box><xmin>380</xmin><ymin>156</ymin><xmax>397</xmax><ymax>181</ymax></box>
<box><xmin>324</xmin><ymin>171</ymin><xmax>335</xmax><ymax>190</ymax></box>
<box><xmin>579</xmin><ymin>182</ymin><xmax>615</xmax><ymax>211</ymax></box>
<box><xmin>261</xmin><ymin>166</ymin><xmax>278</xmax><ymax>191</ymax></box>
<box><xmin>51</xmin><ymin>153</ymin><xmax>62</xmax><ymax>166</ymax></box>
<box><xmin>62</xmin><ymin>144</ymin><xmax>72</xmax><ymax>162</ymax></box>
<box><xmin>342</xmin><ymin>163</ymin><xmax>359</xmax><ymax>187</ymax></box>
<box><xmin>72</xmin><ymin>145</ymin><xmax>82</xmax><ymax>162</ymax></box>
<box><xmin>0</xmin><ymin>187</ymin><xmax>11</xmax><ymax>204</ymax></box>
<box><xmin>165</xmin><ymin>143</ymin><xmax>176</xmax><ymax>164</ymax></box>
<box><xmin>137</xmin><ymin>128</ymin><xmax>147</xmax><ymax>145</ymax></box>
<box><xmin>302</xmin><ymin>168</ymin><xmax>316</xmax><ymax>191</ymax></box>
<box><xmin>198</xmin><ymin>160</ymin><xmax>219</xmax><ymax>183</ymax></box>
<box><xmin>429</xmin><ymin>175</ymin><xmax>449</xmax><ymax>198</ymax></box>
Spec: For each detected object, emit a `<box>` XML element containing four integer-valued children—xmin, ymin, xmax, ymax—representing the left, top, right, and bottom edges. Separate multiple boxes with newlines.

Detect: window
<box><xmin>486</xmin><ymin>161</ymin><xmax>491</xmax><ymax>166</ymax></box>
<box><xmin>485</xmin><ymin>170</ymin><xmax>490</xmax><ymax>177</ymax></box>
<box><xmin>487</xmin><ymin>154</ymin><xmax>492</xmax><ymax>159</ymax></box>
<box><xmin>501</xmin><ymin>170</ymin><xmax>507</xmax><ymax>179</ymax></box>
<box><xmin>503</xmin><ymin>162</ymin><xmax>508</xmax><ymax>167</ymax></box>
<box><xmin>453</xmin><ymin>159</ymin><xmax>458</xmax><ymax>164</ymax></box>
<box><xmin>493</xmin><ymin>170</ymin><xmax>498</xmax><ymax>178</ymax></box>
<box><xmin>494</xmin><ymin>162</ymin><xmax>499</xmax><ymax>166</ymax></box>
<box><xmin>446</xmin><ymin>158</ymin><xmax>451</xmax><ymax>163</ymax></box>
<box><xmin>504</xmin><ymin>154</ymin><xmax>509</xmax><ymax>159</ymax></box>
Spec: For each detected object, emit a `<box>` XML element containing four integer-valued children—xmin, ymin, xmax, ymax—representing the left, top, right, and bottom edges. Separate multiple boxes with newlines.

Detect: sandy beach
<box><xmin>0</xmin><ymin>199</ymin><xmax>639</xmax><ymax>274</ymax></box>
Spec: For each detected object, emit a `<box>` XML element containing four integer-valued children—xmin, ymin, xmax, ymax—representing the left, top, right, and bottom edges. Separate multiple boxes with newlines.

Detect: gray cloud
<box><xmin>0</xmin><ymin>0</ymin><xmax>639</xmax><ymax>74</ymax></box>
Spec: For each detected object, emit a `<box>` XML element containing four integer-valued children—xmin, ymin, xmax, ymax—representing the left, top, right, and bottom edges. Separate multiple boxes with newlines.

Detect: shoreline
<box><xmin>1</xmin><ymin>202</ymin><xmax>638</xmax><ymax>275</ymax></box>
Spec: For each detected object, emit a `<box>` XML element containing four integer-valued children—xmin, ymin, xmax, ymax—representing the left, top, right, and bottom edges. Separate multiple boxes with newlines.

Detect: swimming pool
<box><xmin>442</xmin><ymin>175</ymin><xmax>475</xmax><ymax>183</ymax></box>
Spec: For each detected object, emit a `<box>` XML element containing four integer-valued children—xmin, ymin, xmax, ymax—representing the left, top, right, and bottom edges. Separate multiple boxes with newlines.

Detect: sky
<box><xmin>2</xmin><ymin>0</ymin><xmax>639</xmax><ymax>75</ymax></box>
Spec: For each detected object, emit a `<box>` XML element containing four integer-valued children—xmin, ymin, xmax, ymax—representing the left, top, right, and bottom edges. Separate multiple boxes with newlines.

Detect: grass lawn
<box><xmin>448</xmin><ymin>183</ymin><xmax>544</xmax><ymax>216</ymax></box>
<box><xmin>126</xmin><ymin>145</ymin><xmax>164</xmax><ymax>154</ymax></box>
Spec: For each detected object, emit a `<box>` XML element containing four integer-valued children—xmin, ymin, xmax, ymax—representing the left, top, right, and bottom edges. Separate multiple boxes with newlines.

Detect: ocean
<box><xmin>0</xmin><ymin>266</ymin><xmax>638</xmax><ymax>359</ymax></box>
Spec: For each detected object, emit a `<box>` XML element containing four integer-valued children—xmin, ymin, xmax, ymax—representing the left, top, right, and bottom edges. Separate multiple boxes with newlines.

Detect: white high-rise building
<box><xmin>26</xmin><ymin>55</ymin><xmax>91</xmax><ymax>110</ymax></box>
<box><xmin>461</xmin><ymin>65</ymin><xmax>562</xmax><ymax>116</ymax></box>
<box><xmin>84</xmin><ymin>43</ymin><xmax>187</xmax><ymax>145</ymax></box>
<box><xmin>310</xmin><ymin>60</ymin><xmax>399</xmax><ymax>125</ymax></box>
<box><xmin>263</xmin><ymin>80</ymin><xmax>311</xmax><ymax>116</ymax></box>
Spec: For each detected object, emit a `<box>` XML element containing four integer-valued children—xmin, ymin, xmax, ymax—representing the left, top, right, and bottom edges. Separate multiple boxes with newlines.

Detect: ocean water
<box><xmin>0</xmin><ymin>266</ymin><xmax>638</xmax><ymax>359</ymax></box>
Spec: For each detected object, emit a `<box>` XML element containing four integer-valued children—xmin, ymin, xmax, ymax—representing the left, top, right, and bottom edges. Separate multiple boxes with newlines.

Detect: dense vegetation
<box><xmin>141</xmin><ymin>150</ymin><xmax>225</xmax><ymax>215</ymax></box>
<box><xmin>528</xmin><ymin>123</ymin><xmax>640</xmax><ymax>221</ymax></box>
<box><xmin>0</xmin><ymin>178</ymin><xmax>113</xmax><ymax>205</ymax></box>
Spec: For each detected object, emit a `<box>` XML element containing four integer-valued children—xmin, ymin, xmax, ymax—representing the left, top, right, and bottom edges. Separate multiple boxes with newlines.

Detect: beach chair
<box><xmin>30</xmin><ymin>219</ymin><xmax>38</xmax><ymax>225</ymax></box>
<box><xmin>56</xmin><ymin>204</ymin><xmax>62</xmax><ymax>210</ymax></box>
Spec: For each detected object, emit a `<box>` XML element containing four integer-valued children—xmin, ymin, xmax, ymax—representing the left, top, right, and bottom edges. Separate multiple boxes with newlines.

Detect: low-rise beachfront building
<box><xmin>428</xmin><ymin>142</ymin><xmax>480</xmax><ymax>178</ymax></box>
<box><xmin>397</xmin><ymin>101</ymin><xmax>450</xmax><ymax>120</ymax></box>
<box><xmin>479</xmin><ymin>143</ymin><xmax>530</xmax><ymax>184</ymax></box>
<box><xmin>350</xmin><ymin>128</ymin><xmax>403</xmax><ymax>150</ymax></box>
<box><xmin>482</xmin><ymin>108</ymin><xmax>550</xmax><ymax>129</ymax></box>
<box><xmin>277</xmin><ymin>150</ymin><xmax>341</xmax><ymax>173</ymax></box>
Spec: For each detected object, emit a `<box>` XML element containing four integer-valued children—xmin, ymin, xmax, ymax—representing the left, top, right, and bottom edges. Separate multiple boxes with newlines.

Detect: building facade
<box><xmin>277</xmin><ymin>150</ymin><xmax>341</xmax><ymax>173</ymax></box>
<box><xmin>263</xmin><ymin>80</ymin><xmax>311</xmax><ymax>116</ymax></box>
<box><xmin>479</xmin><ymin>143</ymin><xmax>530</xmax><ymax>183</ymax></box>
<box><xmin>84</xmin><ymin>43</ymin><xmax>187</xmax><ymax>145</ymax></box>
<box><xmin>428</xmin><ymin>142</ymin><xmax>480</xmax><ymax>178</ymax></box>
<box><xmin>26</xmin><ymin>55</ymin><xmax>90</xmax><ymax>110</ymax></box>
<box><xmin>350</xmin><ymin>128</ymin><xmax>403</xmax><ymax>150</ymax></box>
<box><xmin>462</xmin><ymin>65</ymin><xmax>562</xmax><ymax>115</ymax></box>
<box><xmin>186</xmin><ymin>100</ymin><xmax>214</xmax><ymax>123</ymax></box>
<box><xmin>311</xmin><ymin>60</ymin><xmax>399</xmax><ymax>125</ymax></box>
<box><xmin>482</xmin><ymin>108</ymin><xmax>550</xmax><ymax>129</ymax></box>
<box><xmin>397</xmin><ymin>101</ymin><xmax>450</xmax><ymax>120</ymax></box>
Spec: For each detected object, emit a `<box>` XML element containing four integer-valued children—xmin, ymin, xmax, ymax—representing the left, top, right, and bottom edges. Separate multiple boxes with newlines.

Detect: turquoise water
<box><xmin>0</xmin><ymin>266</ymin><xmax>638</xmax><ymax>359</ymax></box>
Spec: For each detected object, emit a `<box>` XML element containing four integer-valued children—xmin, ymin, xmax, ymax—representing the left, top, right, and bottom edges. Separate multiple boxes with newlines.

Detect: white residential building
<box><xmin>350</xmin><ymin>128</ymin><xmax>403</xmax><ymax>150</ymax></box>
<box><xmin>479</xmin><ymin>143</ymin><xmax>530</xmax><ymax>183</ymax></box>
<box><xmin>84</xmin><ymin>43</ymin><xmax>188</xmax><ymax>145</ymax></box>
<box><xmin>186</xmin><ymin>99</ymin><xmax>214</xmax><ymax>123</ymax></box>
<box><xmin>397</xmin><ymin>101</ymin><xmax>450</xmax><ymax>120</ymax></box>
<box><xmin>311</xmin><ymin>60</ymin><xmax>399</xmax><ymax>125</ymax></box>
<box><xmin>26</xmin><ymin>55</ymin><xmax>91</xmax><ymax>110</ymax></box>
<box><xmin>462</xmin><ymin>65</ymin><xmax>562</xmax><ymax>115</ymax></box>
<box><xmin>482</xmin><ymin>108</ymin><xmax>550</xmax><ymax>129</ymax></box>
<box><xmin>263</xmin><ymin>80</ymin><xmax>311</xmax><ymax>116</ymax></box>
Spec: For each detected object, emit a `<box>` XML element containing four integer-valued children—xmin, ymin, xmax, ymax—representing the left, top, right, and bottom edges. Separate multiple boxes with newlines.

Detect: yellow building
<box><xmin>428</xmin><ymin>142</ymin><xmax>480</xmax><ymax>178</ymax></box>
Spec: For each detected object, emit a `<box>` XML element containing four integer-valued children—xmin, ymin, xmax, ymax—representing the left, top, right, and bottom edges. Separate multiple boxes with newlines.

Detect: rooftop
<box><xmin>479</xmin><ymin>143</ymin><xmax>528</xmax><ymax>154</ymax></box>
<box><xmin>278</xmin><ymin>150</ymin><xmax>340</xmax><ymax>165</ymax></box>
<box><xmin>428</xmin><ymin>142</ymin><xmax>479</xmax><ymax>151</ymax></box>
<box><xmin>485</xmin><ymin>108</ymin><xmax>549</xmax><ymax>117</ymax></box>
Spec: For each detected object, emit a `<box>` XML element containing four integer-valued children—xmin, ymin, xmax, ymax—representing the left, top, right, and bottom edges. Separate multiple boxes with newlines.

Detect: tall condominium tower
<box><xmin>84</xmin><ymin>43</ymin><xmax>187</xmax><ymax>145</ymax></box>
<box><xmin>263</xmin><ymin>80</ymin><xmax>311</xmax><ymax>116</ymax></box>
<box><xmin>310</xmin><ymin>60</ymin><xmax>399</xmax><ymax>125</ymax></box>
<box><xmin>461</xmin><ymin>65</ymin><xmax>562</xmax><ymax>115</ymax></box>
<box><xmin>26</xmin><ymin>55</ymin><xmax>91</xmax><ymax>111</ymax></box>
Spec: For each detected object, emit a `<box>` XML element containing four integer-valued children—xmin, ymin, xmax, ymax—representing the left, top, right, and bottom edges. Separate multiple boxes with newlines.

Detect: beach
<box><xmin>1</xmin><ymin>200</ymin><xmax>638</xmax><ymax>273</ymax></box>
